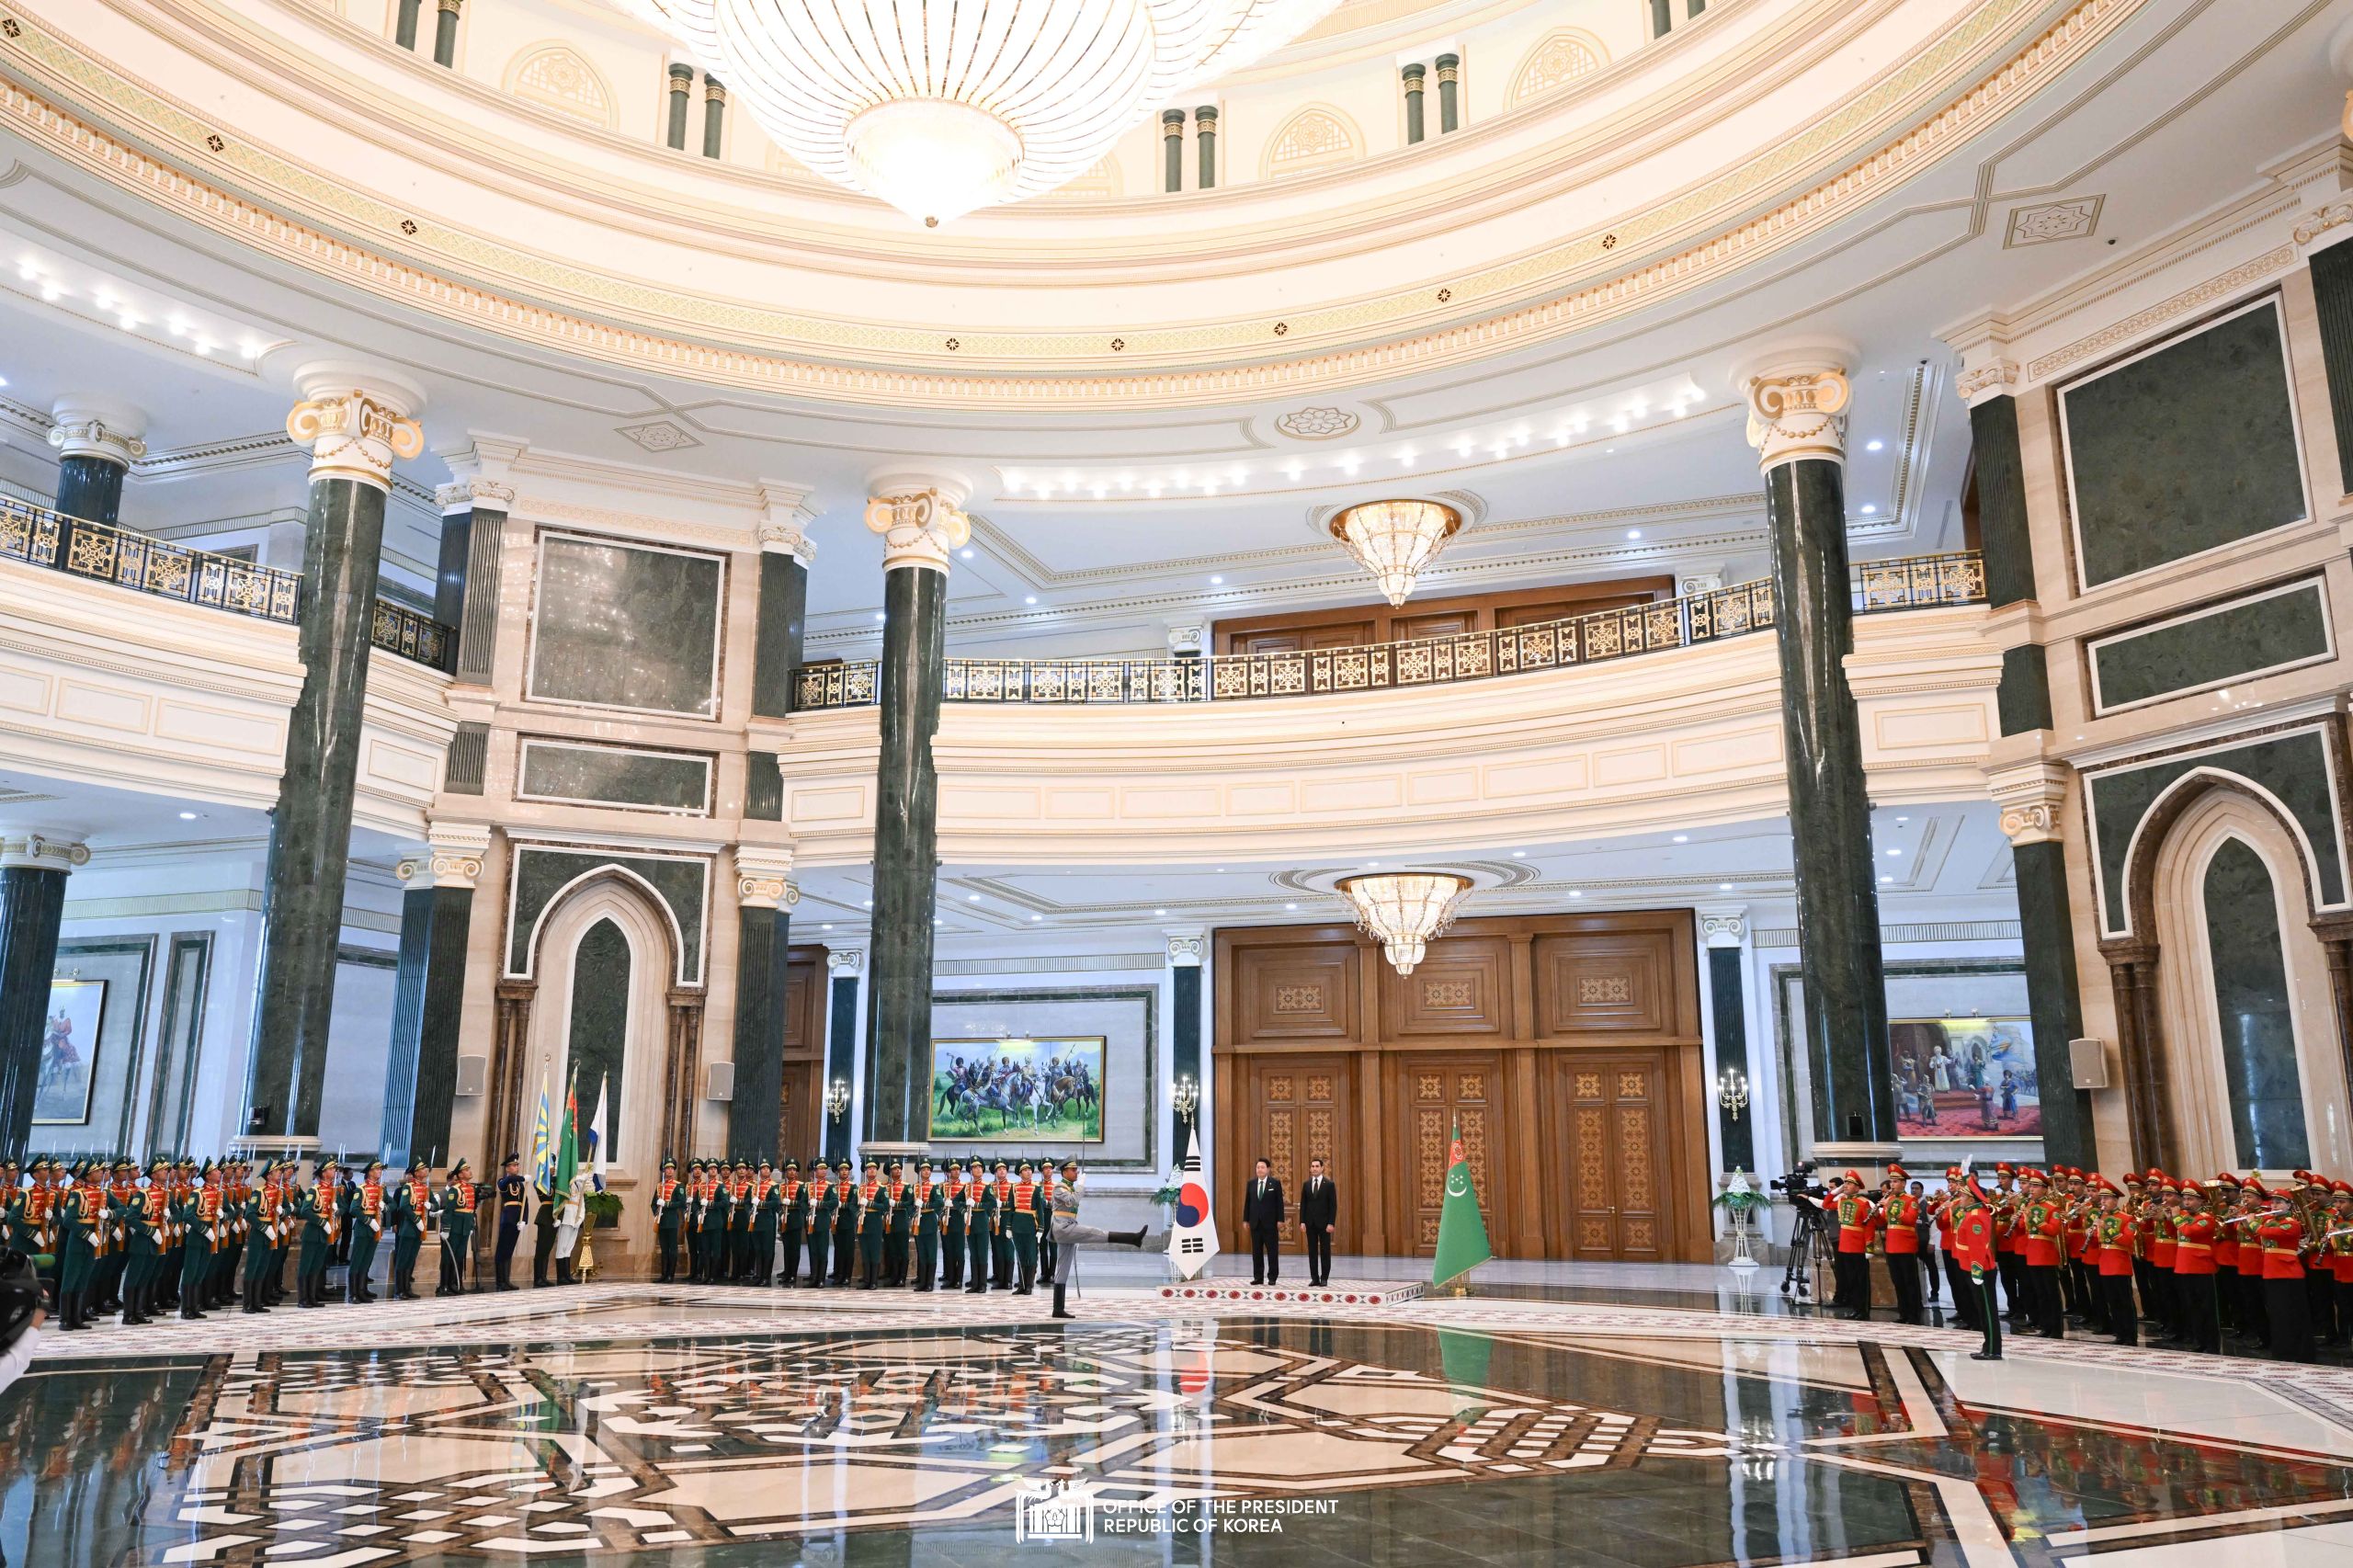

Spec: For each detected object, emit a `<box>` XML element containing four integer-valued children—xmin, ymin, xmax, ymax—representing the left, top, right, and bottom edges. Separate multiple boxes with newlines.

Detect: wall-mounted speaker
<box><xmin>706</xmin><ymin>1061</ymin><xmax>735</xmax><ymax>1101</ymax></box>
<box><xmin>454</xmin><ymin>1053</ymin><xmax>487</xmax><ymax>1096</ymax></box>
<box><xmin>2067</xmin><ymin>1038</ymin><xmax>2108</xmax><ymax>1090</ymax></box>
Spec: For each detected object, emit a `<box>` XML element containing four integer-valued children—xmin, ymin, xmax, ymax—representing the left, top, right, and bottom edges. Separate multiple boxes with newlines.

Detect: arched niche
<box><xmin>1508</xmin><ymin>29</ymin><xmax>1608</xmax><ymax>107</ymax></box>
<box><xmin>503</xmin><ymin>42</ymin><xmax>619</xmax><ymax>131</ymax></box>
<box><xmin>2109</xmin><ymin>776</ymin><xmax>2353</xmax><ymax>1174</ymax></box>
<box><xmin>1260</xmin><ymin>105</ymin><xmax>1361</xmax><ymax>181</ymax></box>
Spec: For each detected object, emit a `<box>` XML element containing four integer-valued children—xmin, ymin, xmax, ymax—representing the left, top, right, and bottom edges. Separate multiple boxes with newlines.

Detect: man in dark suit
<box><xmin>1243</xmin><ymin>1158</ymin><xmax>1286</xmax><ymax>1285</ymax></box>
<box><xmin>1300</xmin><ymin>1157</ymin><xmax>1337</xmax><ymax>1288</ymax></box>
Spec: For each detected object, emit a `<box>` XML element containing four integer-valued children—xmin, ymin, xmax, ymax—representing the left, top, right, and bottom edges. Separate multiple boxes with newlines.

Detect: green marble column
<box><xmin>666</xmin><ymin>63</ymin><xmax>694</xmax><ymax>151</ymax></box>
<box><xmin>702</xmin><ymin>77</ymin><xmax>727</xmax><ymax>159</ymax></box>
<box><xmin>432</xmin><ymin>0</ymin><xmax>460</xmax><ymax>67</ymax></box>
<box><xmin>381</xmin><ymin>839</ymin><xmax>483</xmax><ymax>1170</ymax></box>
<box><xmin>752</xmin><ymin>517</ymin><xmax>812</xmax><ymax>720</ymax></box>
<box><xmin>1436</xmin><ymin>54</ymin><xmax>1460</xmax><ymax>134</ymax></box>
<box><xmin>1163</xmin><ymin>109</ymin><xmax>1185</xmax><ymax>192</ymax></box>
<box><xmin>0</xmin><ymin>837</ymin><xmax>81</xmax><ymax>1161</ymax></box>
<box><xmin>245</xmin><ymin>376</ymin><xmax>425</xmax><ymax>1151</ymax></box>
<box><xmin>825</xmin><ymin>950</ymin><xmax>861</xmax><ymax>1165</ymax></box>
<box><xmin>1700</xmin><ymin>910</ymin><xmax>1756</xmax><ymax>1174</ymax></box>
<box><xmin>1747</xmin><ymin>363</ymin><xmax>1894</xmax><ymax>1156</ymax></box>
<box><xmin>1403</xmin><ymin>64</ymin><xmax>1427</xmax><ymax>144</ymax></box>
<box><xmin>1651</xmin><ymin>0</ymin><xmax>1674</xmax><ymax>37</ymax></box>
<box><xmin>1168</xmin><ymin>932</ymin><xmax>1204</xmax><ymax>1151</ymax></box>
<box><xmin>47</xmin><ymin>403</ymin><xmax>146</xmax><ymax>528</ymax></box>
<box><xmin>1195</xmin><ymin>107</ymin><xmax>1217</xmax><ymax>190</ymax></box>
<box><xmin>396</xmin><ymin>0</ymin><xmax>422</xmax><ymax>50</ymax></box>
<box><xmin>860</xmin><ymin>486</ymin><xmax>969</xmax><ymax>1152</ymax></box>
<box><xmin>727</xmin><ymin>856</ymin><xmax>797</xmax><ymax>1164</ymax></box>
<box><xmin>448</xmin><ymin>483</ymin><xmax>510</xmax><ymax>684</ymax></box>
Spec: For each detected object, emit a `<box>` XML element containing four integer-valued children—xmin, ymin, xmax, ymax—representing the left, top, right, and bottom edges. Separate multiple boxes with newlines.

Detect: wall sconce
<box><xmin>1716</xmin><ymin>1066</ymin><xmax>1750</xmax><ymax>1121</ymax></box>
<box><xmin>1171</xmin><ymin>1074</ymin><xmax>1199</xmax><ymax>1119</ymax></box>
<box><xmin>824</xmin><ymin>1078</ymin><xmax>851</xmax><ymax>1122</ymax></box>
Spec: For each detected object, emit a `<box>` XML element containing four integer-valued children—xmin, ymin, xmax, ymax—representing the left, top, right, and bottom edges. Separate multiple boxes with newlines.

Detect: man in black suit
<box><xmin>1300</xmin><ymin>1157</ymin><xmax>1337</xmax><ymax>1288</ymax></box>
<box><xmin>1244</xmin><ymin>1158</ymin><xmax>1286</xmax><ymax>1285</ymax></box>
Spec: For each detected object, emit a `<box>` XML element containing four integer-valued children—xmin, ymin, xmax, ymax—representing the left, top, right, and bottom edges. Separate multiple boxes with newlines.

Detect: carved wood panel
<box><xmin>1396</xmin><ymin>1053</ymin><xmax>1500</xmax><ymax>1254</ymax></box>
<box><xmin>1233</xmin><ymin>942</ymin><xmax>1360</xmax><ymax>1042</ymax></box>
<box><xmin>1382</xmin><ymin>934</ymin><xmax>1510</xmax><ymax>1037</ymax></box>
<box><xmin>1552</xmin><ymin>1051</ymin><xmax>1670</xmax><ymax>1261</ymax></box>
<box><xmin>1533</xmin><ymin>932</ymin><xmax>1674</xmax><ymax>1036</ymax></box>
<box><xmin>1233</xmin><ymin>1055</ymin><xmax>1354</xmax><ymax>1254</ymax></box>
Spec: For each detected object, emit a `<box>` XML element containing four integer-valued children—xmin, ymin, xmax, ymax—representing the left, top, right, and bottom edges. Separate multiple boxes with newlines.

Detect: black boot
<box><xmin>1051</xmin><ymin>1283</ymin><xmax>1072</xmax><ymax>1320</ymax></box>
<box><xmin>1111</xmin><ymin>1228</ymin><xmax>1146</xmax><ymax>1247</ymax></box>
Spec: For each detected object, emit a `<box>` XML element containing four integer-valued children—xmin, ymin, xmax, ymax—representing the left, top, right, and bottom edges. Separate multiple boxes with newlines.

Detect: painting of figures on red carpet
<box><xmin>1890</xmin><ymin>1017</ymin><xmax>2039</xmax><ymax>1137</ymax></box>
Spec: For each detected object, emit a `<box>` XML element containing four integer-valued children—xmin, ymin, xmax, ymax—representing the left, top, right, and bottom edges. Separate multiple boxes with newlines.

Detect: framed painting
<box><xmin>33</xmin><ymin>977</ymin><xmax>107</xmax><ymax>1126</ymax></box>
<box><xmin>929</xmin><ymin>1037</ymin><xmax>1106</xmax><ymax>1143</ymax></box>
<box><xmin>1890</xmin><ymin>1017</ymin><xmax>2039</xmax><ymax>1139</ymax></box>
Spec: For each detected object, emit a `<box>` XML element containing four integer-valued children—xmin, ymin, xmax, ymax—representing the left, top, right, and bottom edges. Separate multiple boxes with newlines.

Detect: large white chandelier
<box><xmin>1328</xmin><ymin>499</ymin><xmax>1463</xmax><ymax>607</ymax></box>
<box><xmin>612</xmin><ymin>0</ymin><xmax>1343</xmax><ymax>226</ymax></box>
<box><xmin>1336</xmin><ymin>871</ymin><xmax>1472</xmax><ymax>975</ymax></box>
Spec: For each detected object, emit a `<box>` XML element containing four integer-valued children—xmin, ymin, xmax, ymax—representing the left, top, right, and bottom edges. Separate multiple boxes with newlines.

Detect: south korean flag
<box><xmin>1165</xmin><ymin>1124</ymin><xmax>1220</xmax><ymax>1281</ymax></box>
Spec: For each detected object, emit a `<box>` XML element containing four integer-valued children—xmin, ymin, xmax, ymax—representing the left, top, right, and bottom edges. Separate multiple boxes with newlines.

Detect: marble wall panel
<box><xmin>527</xmin><ymin>534</ymin><xmax>724</xmax><ymax>717</ymax></box>
<box><xmin>517</xmin><ymin>738</ymin><xmax>712</xmax><ymax>813</ymax></box>
<box><xmin>2086</xmin><ymin>579</ymin><xmax>2332</xmax><ymax>713</ymax></box>
<box><xmin>506</xmin><ymin>845</ymin><xmax>708</xmax><ymax>986</ymax></box>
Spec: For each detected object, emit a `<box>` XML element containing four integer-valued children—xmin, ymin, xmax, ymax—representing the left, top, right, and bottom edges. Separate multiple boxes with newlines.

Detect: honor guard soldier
<box><xmin>298</xmin><ymin>1161</ymin><xmax>340</xmax><ymax>1308</ymax></box>
<box><xmin>2019</xmin><ymin>1171</ymin><xmax>2065</xmax><ymax>1337</ymax></box>
<box><xmin>1010</xmin><ymin>1160</ymin><xmax>1041</xmax><ymax>1295</ymax></box>
<box><xmin>651</xmin><ymin>1158</ymin><xmax>685</xmax><ymax>1283</ymax></box>
<box><xmin>942</xmin><ymin>1161</ymin><xmax>968</xmax><ymax>1291</ymax></box>
<box><xmin>239</xmin><ymin>1161</ymin><xmax>277</xmax><ymax>1314</ymax></box>
<box><xmin>990</xmin><ymin>1160</ymin><xmax>1017</xmax><ymax>1288</ymax></box>
<box><xmin>778</xmin><ymin>1161</ymin><xmax>808</xmax><ymax>1287</ymax></box>
<box><xmin>727</xmin><ymin>1163</ymin><xmax>755</xmax><ymax>1281</ymax></box>
<box><xmin>885</xmin><ymin>1162</ymin><xmax>915</xmax><ymax>1286</ymax></box>
<box><xmin>97</xmin><ymin>1158</ymin><xmax>135</xmax><ymax>1315</ymax></box>
<box><xmin>833</xmin><ymin>1161</ymin><xmax>862</xmax><ymax>1286</ymax></box>
<box><xmin>1879</xmin><ymin>1165</ymin><xmax>1923</xmax><ymax>1325</ymax></box>
<box><xmin>856</xmin><ymin>1161</ymin><xmax>886</xmax><ymax>1288</ymax></box>
<box><xmin>965</xmin><ymin>1159</ymin><xmax>995</xmax><ymax>1293</ymax></box>
<box><xmin>347</xmin><ymin>1160</ymin><xmax>386</xmax><ymax>1302</ymax></box>
<box><xmin>2091</xmin><ymin>1181</ymin><xmax>2138</xmax><ymax>1345</ymax></box>
<box><xmin>119</xmin><ymin>1159</ymin><xmax>168</xmax><ymax>1326</ymax></box>
<box><xmin>913</xmin><ymin>1160</ymin><xmax>942</xmax><ymax>1291</ymax></box>
<box><xmin>806</xmin><ymin>1161</ymin><xmax>835</xmax><ymax>1287</ymax></box>
<box><xmin>1830</xmin><ymin>1172</ymin><xmax>1877</xmax><ymax>1321</ymax></box>
<box><xmin>54</xmin><ymin>1163</ymin><xmax>101</xmax><ymax>1331</ymax></box>
<box><xmin>680</xmin><ymin>1160</ymin><xmax>706</xmax><ymax>1283</ymax></box>
<box><xmin>438</xmin><ymin>1160</ymin><xmax>483</xmax><ymax>1295</ymax></box>
<box><xmin>388</xmin><ymin>1159</ymin><xmax>427</xmax><ymax>1301</ymax></box>
<box><xmin>177</xmin><ymin>1163</ymin><xmax>218</xmax><ymax>1320</ymax></box>
<box><xmin>2171</xmin><ymin>1180</ymin><xmax>2222</xmax><ymax>1352</ymax></box>
<box><xmin>1953</xmin><ymin>1176</ymin><xmax>2001</xmax><ymax>1360</ymax></box>
<box><xmin>699</xmin><ymin>1162</ymin><xmax>731</xmax><ymax>1284</ymax></box>
<box><xmin>751</xmin><ymin>1161</ymin><xmax>780</xmax><ymax>1285</ymax></box>
<box><xmin>494</xmin><ymin>1155</ymin><xmax>527</xmax><ymax>1290</ymax></box>
<box><xmin>1037</xmin><ymin>1164</ymin><xmax>1059</xmax><ymax>1284</ymax></box>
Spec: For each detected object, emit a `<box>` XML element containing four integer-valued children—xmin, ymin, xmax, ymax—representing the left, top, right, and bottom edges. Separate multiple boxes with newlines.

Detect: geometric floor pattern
<box><xmin>12</xmin><ymin>1282</ymin><xmax>2353</xmax><ymax>1565</ymax></box>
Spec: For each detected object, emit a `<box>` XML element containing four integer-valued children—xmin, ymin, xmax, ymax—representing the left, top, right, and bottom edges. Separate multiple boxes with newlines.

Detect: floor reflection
<box><xmin>4</xmin><ymin>1316</ymin><xmax>2352</xmax><ymax>1565</ymax></box>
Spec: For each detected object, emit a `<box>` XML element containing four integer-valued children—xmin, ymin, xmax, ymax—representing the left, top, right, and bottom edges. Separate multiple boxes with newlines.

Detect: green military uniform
<box><xmin>347</xmin><ymin>1162</ymin><xmax>386</xmax><ymax>1303</ymax></box>
<box><xmin>178</xmin><ymin>1164</ymin><xmax>220</xmax><ymax>1320</ymax></box>
<box><xmin>389</xmin><ymin>1161</ymin><xmax>428</xmax><ymax>1300</ymax></box>
<box><xmin>95</xmin><ymin>1160</ymin><xmax>133</xmax><ymax>1313</ymax></box>
<box><xmin>298</xmin><ymin>1164</ymin><xmax>339</xmax><ymax>1307</ymax></box>
<box><xmin>751</xmin><ymin>1164</ymin><xmax>781</xmax><ymax>1286</ymax></box>
<box><xmin>55</xmin><ymin>1166</ymin><xmax>102</xmax><ymax>1331</ymax></box>
<box><xmin>702</xmin><ymin>1167</ymin><xmax>734</xmax><ymax>1283</ymax></box>
<box><xmin>240</xmin><ymin>1162</ymin><xmax>278</xmax><ymax>1314</ymax></box>
<box><xmin>119</xmin><ymin>1162</ymin><xmax>168</xmax><ymax>1325</ymax></box>
<box><xmin>832</xmin><ymin>1163</ymin><xmax>861</xmax><ymax>1285</ymax></box>
<box><xmin>1010</xmin><ymin>1162</ymin><xmax>1040</xmax><ymax>1295</ymax></box>
<box><xmin>856</xmin><ymin>1165</ymin><xmax>887</xmax><ymax>1289</ymax></box>
<box><xmin>651</xmin><ymin>1159</ymin><xmax>686</xmax><ymax>1284</ymax></box>
<box><xmin>779</xmin><ymin>1162</ymin><xmax>808</xmax><ymax>1287</ymax></box>
<box><xmin>986</xmin><ymin>1162</ymin><xmax>1014</xmax><ymax>1290</ymax></box>
<box><xmin>944</xmin><ymin>1166</ymin><xmax>969</xmax><ymax>1290</ymax></box>
<box><xmin>806</xmin><ymin>1166</ymin><xmax>835</xmax><ymax>1288</ymax></box>
<box><xmin>885</xmin><ymin>1163</ymin><xmax>915</xmax><ymax>1286</ymax></box>
<box><xmin>438</xmin><ymin>1164</ymin><xmax>483</xmax><ymax>1294</ymax></box>
<box><xmin>914</xmin><ymin>1162</ymin><xmax>943</xmax><ymax>1291</ymax></box>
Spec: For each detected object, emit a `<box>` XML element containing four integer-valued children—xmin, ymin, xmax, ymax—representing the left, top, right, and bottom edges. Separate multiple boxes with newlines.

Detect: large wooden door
<box><xmin>1552</xmin><ymin>1052</ymin><xmax>1673</xmax><ymax>1262</ymax></box>
<box><xmin>1395</xmin><ymin>1054</ymin><xmax>1503</xmax><ymax>1255</ymax></box>
<box><xmin>1233</xmin><ymin>1054</ymin><xmax>1354</xmax><ymax>1254</ymax></box>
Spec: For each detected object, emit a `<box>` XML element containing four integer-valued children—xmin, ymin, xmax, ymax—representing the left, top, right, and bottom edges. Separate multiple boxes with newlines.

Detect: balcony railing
<box><xmin>0</xmin><ymin>495</ymin><xmax>459</xmax><ymax>671</ymax></box>
<box><xmin>1</xmin><ymin>494</ymin><xmax>301</xmax><ymax>623</ymax></box>
<box><xmin>790</xmin><ymin>551</ymin><xmax>1984</xmax><ymax>710</ymax></box>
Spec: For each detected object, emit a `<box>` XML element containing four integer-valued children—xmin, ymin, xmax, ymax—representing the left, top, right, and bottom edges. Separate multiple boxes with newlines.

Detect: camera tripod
<box><xmin>1779</xmin><ymin>1199</ymin><xmax>1834</xmax><ymax>1300</ymax></box>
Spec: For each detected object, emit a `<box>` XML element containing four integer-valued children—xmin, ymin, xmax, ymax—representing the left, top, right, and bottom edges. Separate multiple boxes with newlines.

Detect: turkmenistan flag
<box><xmin>1431</xmin><ymin>1119</ymin><xmax>1491</xmax><ymax>1287</ymax></box>
<box><xmin>552</xmin><ymin>1079</ymin><xmax>580</xmax><ymax>1201</ymax></box>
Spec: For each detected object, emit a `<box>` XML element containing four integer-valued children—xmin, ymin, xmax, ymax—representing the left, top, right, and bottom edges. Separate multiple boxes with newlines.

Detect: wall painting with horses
<box><xmin>35</xmin><ymin>977</ymin><xmax>106</xmax><ymax>1126</ymax></box>
<box><xmin>931</xmin><ymin>1037</ymin><xmax>1106</xmax><ymax>1143</ymax></box>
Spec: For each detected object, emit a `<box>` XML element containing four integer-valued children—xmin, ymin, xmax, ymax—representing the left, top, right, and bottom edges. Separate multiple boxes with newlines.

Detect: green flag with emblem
<box><xmin>1431</xmin><ymin>1119</ymin><xmax>1492</xmax><ymax>1287</ymax></box>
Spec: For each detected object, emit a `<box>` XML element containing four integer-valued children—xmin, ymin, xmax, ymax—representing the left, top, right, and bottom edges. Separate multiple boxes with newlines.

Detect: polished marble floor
<box><xmin>8</xmin><ymin>1270</ymin><xmax>2353</xmax><ymax>1566</ymax></box>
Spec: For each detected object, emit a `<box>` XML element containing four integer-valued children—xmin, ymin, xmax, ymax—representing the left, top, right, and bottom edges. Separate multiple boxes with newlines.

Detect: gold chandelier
<box><xmin>1327</xmin><ymin>500</ymin><xmax>1463</xmax><ymax>606</ymax></box>
<box><xmin>1336</xmin><ymin>871</ymin><xmax>1472</xmax><ymax>975</ymax></box>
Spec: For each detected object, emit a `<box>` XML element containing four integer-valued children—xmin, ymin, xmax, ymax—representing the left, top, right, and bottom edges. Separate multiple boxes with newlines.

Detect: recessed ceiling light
<box><xmin>1569</xmin><ymin>890</ymin><xmax>1582</xmax><ymax>898</ymax></box>
<box><xmin>1031</xmin><ymin>914</ymin><xmax>1042</xmax><ymax>922</ymax></box>
<box><xmin>1210</xmin><ymin>575</ymin><xmax>1223</xmax><ymax>585</ymax></box>
<box><xmin>177</xmin><ymin>811</ymin><xmax>199</xmax><ymax>821</ymax></box>
<box><xmin>1671</xmin><ymin>835</ymin><xmax>1688</xmax><ymax>843</ymax></box>
<box><xmin>1626</xmin><ymin>529</ymin><xmax>1642</xmax><ymax>540</ymax></box>
<box><xmin>1285</xmin><ymin>902</ymin><xmax>1298</xmax><ymax>910</ymax></box>
<box><xmin>1511</xmin><ymin>849</ymin><xmax>1526</xmax><ymax>858</ymax></box>
<box><xmin>1866</xmin><ymin>439</ymin><xmax>1884</xmax><ymax>451</ymax></box>
<box><xmin>1604</xmin><ymin>447</ymin><xmax>1615</xmax><ymax>454</ymax></box>
<box><xmin>1718</xmin><ymin>883</ymin><xmax>1732</xmax><ymax>891</ymax></box>
<box><xmin>1885</xmin><ymin>848</ymin><xmax>1902</xmax><ymax>858</ymax></box>
<box><xmin>1025</xmin><ymin>596</ymin><xmax>1038</xmax><ymax>606</ymax></box>
<box><xmin>1859</xmin><ymin>505</ymin><xmax>1879</xmax><ymax>515</ymax></box>
<box><xmin>1895</xmin><ymin>815</ymin><xmax>1908</xmax><ymax>824</ymax></box>
<box><xmin>863</xmin><ymin>899</ymin><xmax>873</xmax><ymax>907</ymax></box>
<box><xmin>1154</xmin><ymin>907</ymin><xmax>1166</xmax><ymax>915</ymax></box>
<box><xmin>823</xmin><ymin>922</ymin><xmax>834</xmax><ymax>929</ymax></box>
<box><xmin>967</xmin><ymin>892</ymin><xmax>981</xmax><ymax>901</ymax></box>
<box><xmin>874</xmin><ymin>611</ymin><xmax>886</xmax><ymax>622</ymax></box>
<box><xmin>960</xmin><ymin>548</ymin><xmax>975</xmax><ymax>559</ymax></box>
<box><xmin>1880</xmin><ymin>875</ymin><xmax>1894</xmax><ymax>884</ymax></box>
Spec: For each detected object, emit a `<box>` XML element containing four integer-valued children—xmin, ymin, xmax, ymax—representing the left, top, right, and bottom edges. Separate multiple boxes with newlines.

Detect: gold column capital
<box><xmin>285</xmin><ymin>367</ymin><xmax>426</xmax><ymax>491</ymax></box>
<box><xmin>863</xmin><ymin>486</ymin><xmax>971</xmax><ymax>573</ymax></box>
<box><xmin>1743</xmin><ymin>367</ymin><xmax>1849</xmax><ymax>471</ymax></box>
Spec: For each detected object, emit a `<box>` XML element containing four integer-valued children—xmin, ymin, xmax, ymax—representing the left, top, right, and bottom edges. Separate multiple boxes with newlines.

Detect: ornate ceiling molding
<box><xmin>0</xmin><ymin>0</ymin><xmax>2147</xmax><ymax>407</ymax></box>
